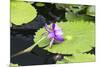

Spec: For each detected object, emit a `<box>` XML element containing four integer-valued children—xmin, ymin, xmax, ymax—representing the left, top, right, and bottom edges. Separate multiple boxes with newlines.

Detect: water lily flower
<box><xmin>45</xmin><ymin>23</ymin><xmax>64</xmax><ymax>47</ymax></box>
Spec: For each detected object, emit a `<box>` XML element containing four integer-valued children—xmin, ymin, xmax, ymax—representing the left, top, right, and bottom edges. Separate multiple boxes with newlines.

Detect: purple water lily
<box><xmin>45</xmin><ymin>23</ymin><xmax>64</xmax><ymax>47</ymax></box>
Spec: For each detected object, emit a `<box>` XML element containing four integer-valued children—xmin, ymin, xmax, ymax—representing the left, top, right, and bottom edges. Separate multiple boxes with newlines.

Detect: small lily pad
<box><xmin>11</xmin><ymin>1</ymin><xmax>37</xmax><ymax>25</ymax></box>
<box><xmin>10</xmin><ymin>63</ymin><xmax>19</xmax><ymax>67</ymax></box>
<box><xmin>64</xmin><ymin>53</ymin><xmax>95</xmax><ymax>63</ymax></box>
<box><xmin>34</xmin><ymin>21</ymin><xmax>95</xmax><ymax>54</ymax></box>
<box><xmin>35</xmin><ymin>3</ymin><xmax>45</xmax><ymax>7</ymax></box>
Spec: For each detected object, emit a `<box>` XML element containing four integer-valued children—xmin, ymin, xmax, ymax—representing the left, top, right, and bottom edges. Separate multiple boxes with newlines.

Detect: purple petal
<box><xmin>54</xmin><ymin>23</ymin><xmax>62</xmax><ymax>31</ymax></box>
<box><xmin>55</xmin><ymin>35</ymin><xmax>64</xmax><ymax>42</ymax></box>
<box><xmin>55</xmin><ymin>29</ymin><xmax>63</xmax><ymax>36</ymax></box>
<box><xmin>48</xmin><ymin>32</ymin><xmax>55</xmax><ymax>39</ymax></box>
<box><xmin>45</xmin><ymin>24</ymin><xmax>51</xmax><ymax>32</ymax></box>
<box><xmin>52</xmin><ymin>23</ymin><xmax>55</xmax><ymax>30</ymax></box>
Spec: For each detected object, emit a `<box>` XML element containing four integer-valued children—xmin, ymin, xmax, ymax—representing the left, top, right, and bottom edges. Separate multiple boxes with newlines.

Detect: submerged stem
<box><xmin>11</xmin><ymin>36</ymin><xmax>46</xmax><ymax>58</ymax></box>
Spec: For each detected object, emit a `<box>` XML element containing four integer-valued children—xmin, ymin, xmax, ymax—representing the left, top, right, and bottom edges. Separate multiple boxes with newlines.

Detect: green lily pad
<box><xmin>87</xmin><ymin>6</ymin><xmax>95</xmax><ymax>16</ymax></box>
<box><xmin>65</xmin><ymin>12</ymin><xmax>94</xmax><ymax>21</ymax></box>
<box><xmin>64</xmin><ymin>53</ymin><xmax>95</xmax><ymax>63</ymax></box>
<box><xmin>69</xmin><ymin>5</ymin><xmax>86</xmax><ymax>13</ymax></box>
<box><xmin>10</xmin><ymin>63</ymin><xmax>19</xmax><ymax>67</ymax></box>
<box><xmin>34</xmin><ymin>21</ymin><xmax>95</xmax><ymax>54</ymax></box>
<box><xmin>56</xmin><ymin>60</ymin><xmax>67</xmax><ymax>64</ymax></box>
<box><xmin>11</xmin><ymin>1</ymin><xmax>37</xmax><ymax>25</ymax></box>
<box><xmin>55</xmin><ymin>4</ymin><xmax>69</xmax><ymax>9</ymax></box>
<box><xmin>35</xmin><ymin>3</ymin><xmax>45</xmax><ymax>7</ymax></box>
<box><xmin>34</xmin><ymin>29</ymin><xmax>50</xmax><ymax>47</ymax></box>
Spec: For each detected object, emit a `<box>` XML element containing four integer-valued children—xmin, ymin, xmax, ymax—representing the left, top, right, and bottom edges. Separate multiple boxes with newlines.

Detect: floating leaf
<box><xmin>10</xmin><ymin>63</ymin><xmax>19</xmax><ymax>67</ymax></box>
<box><xmin>56</xmin><ymin>53</ymin><xmax>95</xmax><ymax>64</ymax></box>
<box><xmin>64</xmin><ymin>53</ymin><xmax>95</xmax><ymax>63</ymax></box>
<box><xmin>65</xmin><ymin>12</ymin><xmax>94</xmax><ymax>21</ymax></box>
<box><xmin>56</xmin><ymin>59</ymin><xmax>67</xmax><ymax>64</ymax></box>
<box><xmin>69</xmin><ymin>5</ymin><xmax>86</xmax><ymax>13</ymax></box>
<box><xmin>34</xmin><ymin>29</ymin><xmax>50</xmax><ymax>47</ymax></box>
<box><xmin>11</xmin><ymin>1</ymin><xmax>37</xmax><ymax>25</ymax></box>
<box><xmin>27</xmin><ymin>1</ymin><xmax>34</xmax><ymax>4</ymax></box>
<box><xmin>87</xmin><ymin>6</ymin><xmax>95</xmax><ymax>16</ymax></box>
<box><xmin>65</xmin><ymin>12</ymin><xmax>77</xmax><ymax>21</ymax></box>
<box><xmin>55</xmin><ymin>4</ymin><xmax>86</xmax><ymax>12</ymax></box>
<box><xmin>34</xmin><ymin>21</ymin><xmax>95</xmax><ymax>54</ymax></box>
<box><xmin>35</xmin><ymin>3</ymin><xmax>45</xmax><ymax>7</ymax></box>
<box><xmin>11</xmin><ymin>0</ymin><xmax>24</xmax><ymax>1</ymax></box>
<box><xmin>55</xmin><ymin>4</ymin><xmax>69</xmax><ymax>9</ymax></box>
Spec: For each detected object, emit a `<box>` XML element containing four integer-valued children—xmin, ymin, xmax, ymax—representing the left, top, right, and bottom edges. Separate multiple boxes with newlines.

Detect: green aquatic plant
<box><xmin>11</xmin><ymin>1</ymin><xmax>37</xmax><ymax>25</ymax></box>
<box><xmin>64</xmin><ymin>53</ymin><xmax>95</xmax><ymax>63</ymax></box>
<box><xmin>10</xmin><ymin>2</ymin><xmax>95</xmax><ymax>65</ymax></box>
<box><xmin>10</xmin><ymin>63</ymin><xmax>19</xmax><ymax>67</ymax></box>
<box><xmin>69</xmin><ymin>5</ymin><xmax>86</xmax><ymax>13</ymax></box>
<box><xmin>86</xmin><ymin>6</ymin><xmax>95</xmax><ymax>16</ymax></box>
<box><xmin>34</xmin><ymin>21</ymin><xmax>95</xmax><ymax>54</ymax></box>
<box><xmin>11</xmin><ymin>21</ymin><xmax>95</xmax><ymax>59</ymax></box>
<box><xmin>11</xmin><ymin>23</ymin><xmax>64</xmax><ymax>57</ymax></box>
<box><xmin>65</xmin><ymin>12</ymin><xmax>94</xmax><ymax>22</ymax></box>
<box><xmin>56</xmin><ymin>60</ymin><xmax>67</xmax><ymax>64</ymax></box>
<box><xmin>56</xmin><ymin>53</ymin><xmax>95</xmax><ymax>64</ymax></box>
<box><xmin>55</xmin><ymin>4</ymin><xmax>86</xmax><ymax>13</ymax></box>
<box><xmin>55</xmin><ymin>4</ymin><xmax>69</xmax><ymax>9</ymax></box>
<box><xmin>55</xmin><ymin>4</ymin><xmax>95</xmax><ymax>22</ymax></box>
<box><xmin>35</xmin><ymin>2</ymin><xmax>45</xmax><ymax>7</ymax></box>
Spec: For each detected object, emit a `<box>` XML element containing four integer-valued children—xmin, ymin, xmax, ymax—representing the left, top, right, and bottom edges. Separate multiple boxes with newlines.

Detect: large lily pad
<box><xmin>34</xmin><ymin>21</ymin><xmax>95</xmax><ymax>54</ymax></box>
